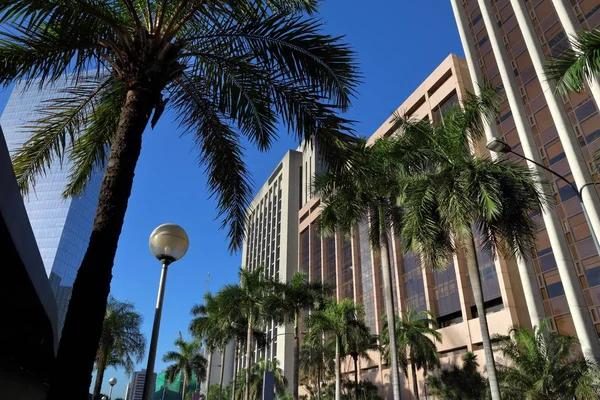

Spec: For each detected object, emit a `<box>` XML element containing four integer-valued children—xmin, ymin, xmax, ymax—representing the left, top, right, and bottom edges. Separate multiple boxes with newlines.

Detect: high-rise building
<box><xmin>450</xmin><ymin>0</ymin><xmax>600</xmax><ymax>359</ymax></box>
<box><xmin>238</xmin><ymin>149</ymin><xmax>303</xmax><ymax>393</ymax></box>
<box><xmin>126</xmin><ymin>369</ymin><xmax>155</xmax><ymax>400</ymax></box>
<box><xmin>0</xmin><ymin>76</ymin><xmax>104</xmax><ymax>334</ymax></box>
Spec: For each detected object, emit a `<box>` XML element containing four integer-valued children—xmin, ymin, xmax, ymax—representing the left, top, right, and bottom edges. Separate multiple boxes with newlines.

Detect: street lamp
<box><xmin>486</xmin><ymin>138</ymin><xmax>600</xmax><ymax>255</ymax></box>
<box><xmin>102</xmin><ymin>397</ymin><xmax>108</xmax><ymax>400</ymax></box>
<box><xmin>143</xmin><ymin>223</ymin><xmax>190</xmax><ymax>400</ymax></box>
<box><xmin>108</xmin><ymin>377</ymin><xmax>117</xmax><ymax>399</ymax></box>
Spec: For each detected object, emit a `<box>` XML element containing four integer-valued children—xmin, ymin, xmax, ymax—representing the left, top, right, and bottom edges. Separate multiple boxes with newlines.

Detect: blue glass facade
<box><xmin>0</xmin><ymin>76</ymin><xmax>104</xmax><ymax>334</ymax></box>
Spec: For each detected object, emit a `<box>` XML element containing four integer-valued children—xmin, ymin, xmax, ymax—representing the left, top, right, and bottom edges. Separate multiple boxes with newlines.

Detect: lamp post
<box><xmin>143</xmin><ymin>223</ymin><xmax>190</xmax><ymax>400</ymax></box>
<box><xmin>486</xmin><ymin>138</ymin><xmax>600</xmax><ymax>256</ymax></box>
<box><xmin>108</xmin><ymin>377</ymin><xmax>117</xmax><ymax>399</ymax></box>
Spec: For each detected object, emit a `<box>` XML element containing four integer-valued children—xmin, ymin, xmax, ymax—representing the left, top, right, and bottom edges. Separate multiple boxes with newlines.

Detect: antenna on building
<box><xmin>204</xmin><ymin>272</ymin><xmax>210</xmax><ymax>296</ymax></box>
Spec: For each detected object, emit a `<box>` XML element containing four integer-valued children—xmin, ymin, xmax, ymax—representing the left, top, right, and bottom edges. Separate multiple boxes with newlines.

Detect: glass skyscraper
<box><xmin>0</xmin><ymin>76</ymin><xmax>104</xmax><ymax>334</ymax></box>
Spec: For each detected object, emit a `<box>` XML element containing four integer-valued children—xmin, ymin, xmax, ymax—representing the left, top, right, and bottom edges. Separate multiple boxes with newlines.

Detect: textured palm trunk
<box><xmin>463</xmin><ymin>235</ymin><xmax>501</xmax><ymax>400</ymax></box>
<box><xmin>47</xmin><ymin>88</ymin><xmax>155</xmax><ymax>400</ymax></box>
<box><xmin>207</xmin><ymin>351</ymin><xmax>214</xmax><ymax>399</ymax></box>
<box><xmin>232</xmin><ymin>343</ymin><xmax>239</xmax><ymax>400</ymax></box>
<box><xmin>411</xmin><ymin>364</ymin><xmax>419</xmax><ymax>400</ymax></box>
<box><xmin>293</xmin><ymin>310</ymin><xmax>300</xmax><ymax>400</ymax></box>
<box><xmin>245</xmin><ymin>319</ymin><xmax>254</xmax><ymax>400</ymax></box>
<box><xmin>379</xmin><ymin>217</ymin><xmax>402</xmax><ymax>400</ymax></box>
<box><xmin>92</xmin><ymin>342</ymin><xmax>109</xmax><ymax>400</ymax></box>
<box><xmin>219</xmin><ymin>346</ymin><xmax>226</xmax><ymax>400</ymax></box>
<box><xmin>316</xmin><ymin>363</ymin><xmax>322</xmax><ymax>400</ymax></box>
<box><xmin>353</xmin><ymin>356</ymin><xmax>359</xmax><ymax>400</ymax></box>
<box><xmin>335</xmin><ymin>335</ymin><xmax>341</xmax><ymax>400</ymax></box>
<box><xmin>182</xmin><ymin>374</ymin><xmax>187</xmax><ymax>400</ymax></box>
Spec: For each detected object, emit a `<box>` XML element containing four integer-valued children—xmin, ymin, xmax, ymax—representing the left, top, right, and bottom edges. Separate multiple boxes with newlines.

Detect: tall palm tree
<box><xmin>392</xmin><ymin>88</ymin><xmax>547</xmax><ymax>400</ymax></box>
<box><xmin>427</xmin><ymin>352</ymin><xmax>488</xmax><ymax>400</ymax></box>
<box><xmin>545</xmin><ymin>28</ymin><xmax>600</xmax><ymax>94</ymax></box>
<box><xmin>494</xmin><ymin>322</ymin><xmax>600</xmax><ymax>400</ymax></box>
<box><xmin>380</xmin><ymin>309</ymin><xmax>441</xmax><ymax>400</ymax></box>
<box><xmin>345</xmin><ymin>326</ymin><xmax>378</xmax><ymax>400</ymax></box>
<box><xmin>269</xmin><ymin>271</ymin><xmax>332</xmax><ymax>400</ymax></box>
<box><xmin>229</xmin><ymin>319</ymin><xmax>268</xmax><ymax>400</ymax></box>
<box><xmin>0</xmin><ymin>3</ymin><xmax>359</xmax><ymax>397</ymax></box>
<box><xmin>299</xmin><ymin>335</ymin><xmax>336</xmax><ymax>400</ymax></box>
<box><xmin>305</xmin><ymin>298</ymin><xmax>365</xmax><ymax>400</ymax></box>
<box><xmin>163</xmin><ymin>337</ymin><xmax>208</xmax><ymax>400</ymax></box>
<box><xmin>92</xmin><ymin>296</ymin><xmax>145</xmax><ymax>400</ymax></box>
<box><xmin>314</xmin><ymin>138</ymin><xmax>415</xmax><ymax>400</ymax></box>
<box><xmin>219</xmin><ymin>267</ymin><xmax>276</xmax><ymax>400</ymax></box>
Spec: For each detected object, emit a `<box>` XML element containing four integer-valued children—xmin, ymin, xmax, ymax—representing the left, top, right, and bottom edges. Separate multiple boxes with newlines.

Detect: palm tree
<box><xmin>392</xmin><ymin>88</ymin><xmax>547</xmax><ymax>400</ymax></box>
<box><xmin>163</xmin><ymin>337</ymin><xmax>208</xmax><ymax>400</ymax></box>
<box><xmin>219</xmin><ymin>267</ymin><xmax>276</xmax><ymax>400</ymax></box>
<box><xmin>545</xmin><ymin>28</ymin><xmax>600</xmax><ymax>94</ymax></box>
<box><xmin>269</xmin><ymin>271</ymin><xmax>332</xmax><ymax>400</ymax></box>
<box><xmin>494</xmin><ymin>322</ymin><xmax>600</xmax><ymax>400</ymax></box>
<box><xmin>247</xmin><ymin>359</ymin><xmax>288</xmax><ymax>400</ymax></box>
<box><xmin>380</xmin><ymin>309</ymin><xmax>441</xmax><ymax>400</ymax></box>
<box><xmin>0</xmin><ymin>3</ymin><xmax>359</xmax><ymax>397</ymax></box>
<box><xmin>190</xmin><ymin>292</ymin><xmax>235</xmax><ymax>400</ymax></box>
<box><xmin>305</xmin><ymin>298</ymin><xmax>365</xmax><ymax>400</ymax></box>
<box><xmin>299</xmin><ymin>335</ymin><xmax>336</xmax><ymax>400</ymax></box>
<box><xmin>92</xmin><ymin>296</ymin><xmax>145</xmax><ymax>400</ymax></box>
<box><xmin>314</xmin><ymin>139</ymin><xmax>412</xmax><ymax>400</ymax></box>
<box><xmin>427</xmin><ymin>352</ymin><xmax>488</xmax><ymax>400</ymax></box>
<box><xmin>345</xmin><ymin>326</ymin><xmax>378</xmax><ymax>400</ymax></box>
<box><xmin>230</xmin><ymin>319</ymin><xmax>268</xmax><ymax>400</ymax></box>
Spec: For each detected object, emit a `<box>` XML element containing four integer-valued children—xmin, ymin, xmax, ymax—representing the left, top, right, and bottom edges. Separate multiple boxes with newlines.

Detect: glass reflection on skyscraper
<box><xmin>0</xmin><ymin>75</ymin><xmax>104</xmax><ymax>335</ymax></box>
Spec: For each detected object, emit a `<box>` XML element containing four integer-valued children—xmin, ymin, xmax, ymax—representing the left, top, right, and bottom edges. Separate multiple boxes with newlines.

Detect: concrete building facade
<box><xmin>126</xmin><ymin>369</ymin><xmax>155</xmax><ymax>400</ymax></box>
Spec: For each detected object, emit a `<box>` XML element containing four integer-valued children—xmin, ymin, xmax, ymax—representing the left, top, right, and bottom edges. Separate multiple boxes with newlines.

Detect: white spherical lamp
<box><xmin>149</xmin><ymin>223</ymin><xmax>189</xmax><ymax>262</ymax></box>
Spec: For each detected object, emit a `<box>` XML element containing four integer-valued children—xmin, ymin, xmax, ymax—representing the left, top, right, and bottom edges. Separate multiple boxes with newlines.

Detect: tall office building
<box><xmin>126</xmin><ymin>369</ymin><xmax>155</xmax><ymax>400</ymax></box>
<box><xmin>0</xmin><ymin>76</ymin><xmax>104</xmax><ymax>333</ymax></box>
<box><xmin>238</xmin><ymin>149</ymin><xmax>303</xmax><ymax>393</ymax></box>
<box><xmin>451</xmin><ymin>0</ymin><xmax>600</xmax><ymax>359</ymax></box>
<box><xmin>298</xmin><ymin>54</ymin><xmax>533</xmax><ymax>399</ymax></box>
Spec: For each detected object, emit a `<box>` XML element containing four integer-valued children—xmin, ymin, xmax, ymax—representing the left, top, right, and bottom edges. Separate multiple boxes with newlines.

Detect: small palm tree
<box><xmin>345</xmin><ymin>327</ymin><xmax>378</xmax><ymax>400</ymax></box>
<box><xmin>92</xmin><ymin>296</ymin><xmax>145</xmax><ymax>400</ymax></box>
<box><xmin>393</xmin><ymin>88</ymin><xmax>547</xmax><ymax>400</ymax></box>
<box><xmin>299</xmin><ymin>335</ymin><xmax>336</xmax><ymax>400</ymax></box>
<box><xmin>305</xmin><ymin>298</ymin><xmax>366</xmax><ymax>400</ymax></box>
<box><xmin>248</xmin><ymin>359</ymin><xmax>288</xmax><ymax>400</ymax></box>
<box><xmin>427</xmin><ymin>352</ymin><xmax>488</xmax><ymax>400</ymax></box>
<box><xmin>380</xmin><ymin>309</ymin><xmax>441</xmax><ymax>400</ymax></box>
<box><xmin>269</xmin><ymin>271</ymin><xmax>332</xmax><ymax>400</ymax></box>
<box><xmin>545</xmin><ymin>28</ymin><xmax>600</xmax><ymax>94</ymax></box>
<box><xmin>163</xmin><ymin>337</ymin><xmax>208</xmax><ymax>400</ymax></box>
<box><xmin>495</xmin><ymin>322</ymin><xmax>600</xmax><ymax>400</ymax></box>
<box><xmin>314</xmin><ymin>138</ymin><xmax>414</xmax><ymax>400</ymax></box>
<box><xmin>0</xmin><ymin>3</ymin><xmax>359</xmax><ymax>397</ymax></box>
<box><xmin>219</xmin><ymin>267</ymin><xmax>276</xmax><ymax>400</ymax></box>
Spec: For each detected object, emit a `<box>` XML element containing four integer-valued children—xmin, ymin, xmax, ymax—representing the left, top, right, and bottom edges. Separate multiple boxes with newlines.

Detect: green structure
<box><xmin>153</xmin><ymin>371</ymin><xmax>200</xmax><ymax>400</ymax></box>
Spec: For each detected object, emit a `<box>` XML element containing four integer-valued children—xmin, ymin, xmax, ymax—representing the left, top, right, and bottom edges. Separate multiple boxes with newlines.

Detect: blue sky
<box><xmin>0</xmin><ymin>1</ymin><xmax>463</xmax><ymax>398</ymax></box>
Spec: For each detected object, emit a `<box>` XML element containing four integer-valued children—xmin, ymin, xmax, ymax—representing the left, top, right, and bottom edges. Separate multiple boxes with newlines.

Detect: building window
<box><xmin>300</xmin><ymin>229</ymin><xmax>309</xmax><ymax>274</ymax></box>
<box><xmin>586</xmin><ymin>267</ymin><xmax>600</xmax><ymax>288</ymax></box>
<box><xmin>547</xmin><ymin>281</ymin><xmax>565</xmax><ymax>298</ymax></box>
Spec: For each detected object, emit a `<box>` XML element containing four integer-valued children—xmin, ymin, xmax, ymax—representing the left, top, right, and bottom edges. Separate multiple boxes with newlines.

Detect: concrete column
<box><xmin>551</xmin><ymin>0</ymin><xmax>600</xmax><ymax>109</ymax></box>
<box><xmin>450</xmin><ymin>0</ymin><xmax>545</xmax><ymax>327</ymax></box>
<box><xmin>509</xmin><ymin>0</ymin><xmax>600</xmax><ymax>255</ymax></box>
<box><xmin>469</xmin><ymin>0</ymin><xmax>600</xmax><ymax>359</ymax></box>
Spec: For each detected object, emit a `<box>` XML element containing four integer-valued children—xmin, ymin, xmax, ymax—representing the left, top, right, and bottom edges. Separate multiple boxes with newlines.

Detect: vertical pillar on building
<box><xmin>450</xmin><ymin>0</ymin><xmax>545</xmax><ymax>328</ymax></box>
<box><xmin>551</xmin><ymin>0</ymin><xmax>600</xmax><ymax>109</ymax></box>
<box><xmin>335</xmin><ymin>231</ymin><xmax>344</xmax><ymax>301</ymax></box>
<box><xmin>464</xmin><ymin>0</ymin><xmax>600</xmax><ymax>359</ymax></box>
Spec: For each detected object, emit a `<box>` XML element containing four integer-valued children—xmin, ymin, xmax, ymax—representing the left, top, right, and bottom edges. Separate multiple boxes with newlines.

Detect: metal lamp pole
<box><xmin>487</xmin><ymin>138</ymin><xmax>600</xmax><ymax>256</ymax></box>
<box><xmin>108</xmin><ymin>377</ymin><xmax>117</xmax><ymax>399</ymax></box>
<box><xmin>142</xmin><ymin>223</ymin><xmax>190</xmax><ymax>400</ymax></box>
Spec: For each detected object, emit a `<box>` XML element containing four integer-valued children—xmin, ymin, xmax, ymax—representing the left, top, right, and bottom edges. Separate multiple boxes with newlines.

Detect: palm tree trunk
<box><xmin>207</xmin><ymin>351</ymin><xmax>213</xmax><ymax>399</ymax></box>
<box><xmin>232</xmin><ymin>343</ymin><xmax>239</xmax><ymax>400</ymax></box>
<box><xmin>317</xmin><ymin>363</ymin><xmax>322</xmax><ymax>400</ymax></box>
<box><xmin>219</xmin><ymin>346</ymin><xmax>226</xmax><ymax>400</ymax></box>
<box><xmin>463</xmin><ymin>235</ymin><xmax>501</xmax><ymax>400</ymax></box>
<box><xmin>379</xmin><ymin>217</ymin><xmax>401</xmax><ymax>400</ymax></box>
<box><xmin>92</xmin><ymin>343</ymin><xmax>109</xmax><ymax>400</ymax></box>
<box><xmin>353</xmin><ymin>356</ymin><xmax>359</xmax><ymax>400</ymax></box>
<box><xmin>411</xmin><ymin>364</ymin><xmax>419</xmax><ymax>400</ymax></box>
<box><xmin>335</xmin><ymin>335</ymin><xmax>341</xmax><ymax>400</ymax></box>
<box><xmin>47</xmin><ymin>87</ymin><xmax>155</xmax><ymax>400</ymax></box>
<box><xmin>245</xmin><ymin>319</ymin><xmax>254</xmax><ymax>400</ymax></box>
<box><xmin>182</xmin><ymin>375</ymin><xmax>187</xmax><ymax>400</ymax></box>
<box><xmin>294</xmin><ymin>310</ymin><xmax>300</xmax><ymax>400</ymax></box>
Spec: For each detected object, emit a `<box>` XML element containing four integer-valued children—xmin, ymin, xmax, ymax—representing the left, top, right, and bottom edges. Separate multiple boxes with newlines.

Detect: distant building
<box><xmin>126</xmin><ymin>369</ymin><xmax>155</xmax><ymax>400</ymax></box>
<box><xmin>0</xmin><ymin>75</ymin><xmax>104</xmax><ymax>335</ymax></box>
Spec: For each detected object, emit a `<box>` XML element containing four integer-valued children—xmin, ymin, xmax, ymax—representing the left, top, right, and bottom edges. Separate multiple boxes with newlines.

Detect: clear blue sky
<box><xmin>0</xmin><ymin>1</ymin><xmax>463</xmax><ymax>398</ymax></box>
